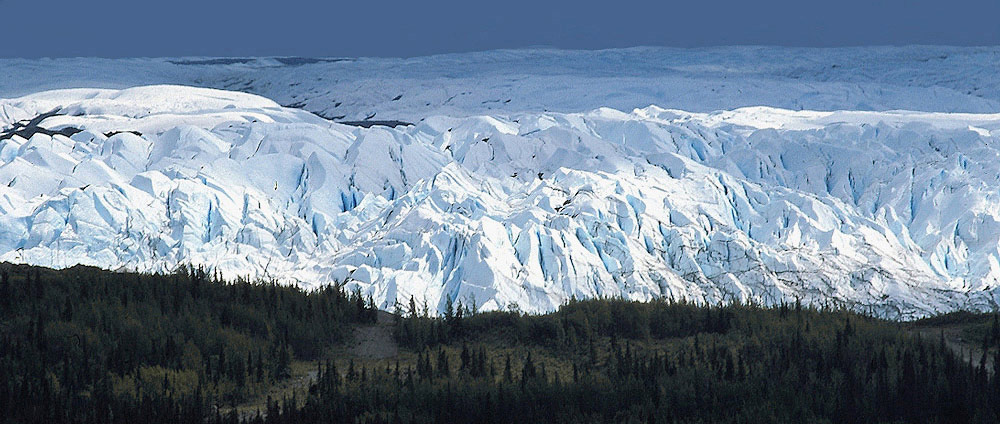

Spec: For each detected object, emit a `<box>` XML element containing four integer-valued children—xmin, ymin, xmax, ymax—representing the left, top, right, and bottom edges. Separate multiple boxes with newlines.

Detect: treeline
<box><xmin>279</xmin><ymin>298</ymin><xmax>1000</xmax><ymax>424</ymax></box>
<box><xmin>0</xmin><ymin>263</ymin><xmax>377</xmax><ymax>424</ymax></box>
<box><xmin>395</xmin><ymin>294</ymin><xmax>736</xmax><ymax>350</ymax></box>
<box><xmin>5</xmin><ymin>262</ymin><xmax>1000</xmax><ymax>423</ymax></box>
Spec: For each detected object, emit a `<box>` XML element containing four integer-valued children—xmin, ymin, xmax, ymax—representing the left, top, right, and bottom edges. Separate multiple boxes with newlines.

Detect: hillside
<box><xmin>3</xmin><ymin>264</ymin><xmax>1000</xmax><ymax>423</ymax></box>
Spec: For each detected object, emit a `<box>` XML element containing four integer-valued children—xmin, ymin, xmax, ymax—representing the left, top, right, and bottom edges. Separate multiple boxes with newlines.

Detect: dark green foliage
<box><xmin>0</xmin><ymin>263</ymin><xmax>376</xmax><ymax>424</ymax></box>
<box><xmin>4</xmin><ymin>263</ymin><xmax>1000</xmax><ymax>423</ymax></box>
<box><xmin>295</xmin><ymin>297</ymin><xmax>1000</xmax><ymax>424</ymax></box>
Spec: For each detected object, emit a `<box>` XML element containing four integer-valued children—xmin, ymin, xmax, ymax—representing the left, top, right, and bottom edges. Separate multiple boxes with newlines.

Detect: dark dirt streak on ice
<box><xmin>0</xmin><ymin>109</ymin><xmax>82</xmax><ymax>140</ymax></box>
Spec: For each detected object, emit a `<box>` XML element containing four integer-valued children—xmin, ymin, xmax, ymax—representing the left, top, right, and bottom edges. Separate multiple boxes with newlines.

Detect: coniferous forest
<box><xmin>4</xmin><ymin>263</ymin><xmax>1000</xmax><ymax>423</ymax></box>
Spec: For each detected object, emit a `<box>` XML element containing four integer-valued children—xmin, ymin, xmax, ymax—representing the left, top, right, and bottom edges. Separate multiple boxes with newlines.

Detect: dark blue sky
<box><xmin>2</xmin><ymin>0</ymin><xmax>999</xmax><ymax>57</ymax></box>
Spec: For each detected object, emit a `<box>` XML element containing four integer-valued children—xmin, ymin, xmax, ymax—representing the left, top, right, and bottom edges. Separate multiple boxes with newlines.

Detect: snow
<box><xmin>3</xmin><ymin>47</ymin><xmax>1000</xmax><ymax>319</ymax></box>
<box><xmin>5</xmin><ymin>47</ymin><xmax>1000</xmax><ymax>122</ymax></box>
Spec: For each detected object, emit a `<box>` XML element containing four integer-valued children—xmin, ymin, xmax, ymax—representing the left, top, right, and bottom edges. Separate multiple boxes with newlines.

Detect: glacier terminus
<box><xmin>3</xmin><ymin>47</ymin><xmax>1000</xmax><ymax>319</ymax></box>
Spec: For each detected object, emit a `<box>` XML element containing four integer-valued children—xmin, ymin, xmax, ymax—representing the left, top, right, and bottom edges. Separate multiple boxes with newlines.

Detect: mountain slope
<box><xmin>2</xmin><ymin>83</ymin><xmax>999</xmax><ymax>318</ymax></box>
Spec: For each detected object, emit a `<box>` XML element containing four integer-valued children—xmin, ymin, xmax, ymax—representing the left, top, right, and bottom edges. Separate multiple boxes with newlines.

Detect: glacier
<box><xmin>4</xmin><ymin>47</ymin><xmax>1000</xmax><ymax>120</ymax></box>
<box><xmin>3</xmin><ymin>47</ymin><xmax>1000</xmax><ymax>319</ymax></box>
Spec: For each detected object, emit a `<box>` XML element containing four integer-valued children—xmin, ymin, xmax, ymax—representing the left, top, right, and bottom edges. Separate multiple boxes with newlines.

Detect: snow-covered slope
<box><xmin>3</xmin><ymin>48</ymin><xmax>1000</xmax><ymax>319</ymax></box>
<box><xmin>4</xmin><ymin>47</ymin><xmax>1000</xmax><ymax>123</ymax></box>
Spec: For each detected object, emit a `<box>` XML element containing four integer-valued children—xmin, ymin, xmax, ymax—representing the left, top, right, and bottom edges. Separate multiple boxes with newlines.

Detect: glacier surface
<box><xmin>3</xmin><ymin>47</ymin><xmax>1000</xmax><ymax>318</ymax></box>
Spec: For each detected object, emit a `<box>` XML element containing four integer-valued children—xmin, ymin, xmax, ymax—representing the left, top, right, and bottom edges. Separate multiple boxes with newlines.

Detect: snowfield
<box><xmin>3</xmin><ymin>47</ymin><xmax>1000</xmax><ymax>318</ymax></box>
